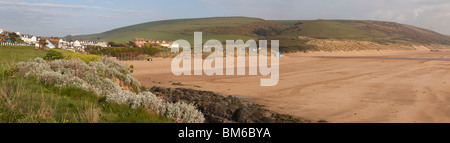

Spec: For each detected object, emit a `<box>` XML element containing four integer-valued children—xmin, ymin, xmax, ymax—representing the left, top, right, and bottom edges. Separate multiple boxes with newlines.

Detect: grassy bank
<box><xmin>0</xmin><ymin>46</ymin><xmax>47</xmax><ymax>71</ymax></box>
<box><xmin>51</xmin><ymin>49</ymin><xmax>102</xmax><ymax>63</ymax></box>
<box><xmin>0</xmin><ymin>46</ymin><xmax>198</xmax><ymax>123</ymax></box>
<box><xmin>0</xmin><ymin>76</ymin><xmax>175</xmax><ymax>123</ymax></box>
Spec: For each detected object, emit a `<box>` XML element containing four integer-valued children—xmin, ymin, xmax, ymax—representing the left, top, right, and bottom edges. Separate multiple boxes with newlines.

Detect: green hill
<box><xmin>274</xmin><ymin>20</ymin><xmax>450</xmax><ymax>44</ymax></box>
<box><xmin>67</xmin><ymin>17</ymin><xmax>275</xmax><ymax>43</ymax></box>
<box><xmin>67</xmin><ymin>17</ymin><xmax>450</xmax><ymax>45</ymax></box>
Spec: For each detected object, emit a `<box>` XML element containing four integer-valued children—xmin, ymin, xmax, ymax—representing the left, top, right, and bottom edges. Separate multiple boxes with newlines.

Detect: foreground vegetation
<box><xmin>0</xmin><ymin>76</ymin><xmax>175</xmax><ymax>123</ymax></box>
<box><xmin>0</xmin><ymin>46</ymin><xmax>205</xmax><ymax>123</ymax></box>
<box><xmin>51</xmin><ymin>49</ymin><xmax>102</xmax><ymax>63</ymax></box>
<box><xmin>0</xmin><ymin>46</ymin><xmax>173</xmax><ymax>122</ymax></box>
<box><xmin>6</xmin><ymin>57</ymin><xmax>205</xmax><ymax>123</ymax></box>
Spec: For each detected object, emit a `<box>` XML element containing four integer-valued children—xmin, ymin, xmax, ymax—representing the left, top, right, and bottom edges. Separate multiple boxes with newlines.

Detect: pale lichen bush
<box><xmin>17</xmin><ymin>57</ymin><xmax>128</xmax><ymax>96</ymax></box>
<box><xmin>106</xmin><ymin>91</ymin><xmax>205</xmax><ymax>123</ymax></box>
<box><xmin>15</xmin><ymin>57</ymin><xmax>205</xmax><ymax>123</ymax></box>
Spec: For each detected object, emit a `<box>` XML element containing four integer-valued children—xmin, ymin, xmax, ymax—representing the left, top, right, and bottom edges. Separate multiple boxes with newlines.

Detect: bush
<box><xmin>3</xmin><ymin>65</ymin><xmax>18</xmax><ymax>77</ymax></box>
<box><xmin>84</xmin><ymin>46</ymin><xmax>163</xmax><ymax>58</ymax></box>
<box><xmin>107</xmin><ymin>91</ymin><xmax>205</xmax><ymax>123</ymax></box>
<box><xmin>43</xmin><ymin>50</ymin><xmax>64</xmax><ymax>61</ymax></box>
<box><xmin>14</xmin><ymin>57</ymin><xmax>205</xmax><ymax>123</ymax></box>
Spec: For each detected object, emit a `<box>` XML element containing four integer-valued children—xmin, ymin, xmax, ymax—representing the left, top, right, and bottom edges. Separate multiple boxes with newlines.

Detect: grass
<box><xmin>279</xmin><ymin>20</ymin><xmax>376</xmax><ymax>39</ymax></box>
<box><xmin>52</xmin><ymin>49</ymin><xmax>101</xmax><ymax>63</ymax></box>
<box><xmin>67</xmin><ymin>17</ymin><xmax>263</xmax><ymax>43</ymax></box>
<box><xmin>0</xmin><ymin>46</ymin><xmax>175</xmax><ymax>123</ymax></box>
<box><xmin>0</xmin><ymin>46</ymin><xmax>47</xmax><ymax>71</ymax></box>
<box><xmin>0</xmin><ymin>76</ymin><xmax>175</xmax><ymax>123</ymax></box>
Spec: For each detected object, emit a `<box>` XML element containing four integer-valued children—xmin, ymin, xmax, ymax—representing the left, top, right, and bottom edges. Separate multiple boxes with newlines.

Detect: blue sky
<box><xmin>1</xmin><ymin>0</ymin><xmax>450</xmax><ymax>36</ymax></box>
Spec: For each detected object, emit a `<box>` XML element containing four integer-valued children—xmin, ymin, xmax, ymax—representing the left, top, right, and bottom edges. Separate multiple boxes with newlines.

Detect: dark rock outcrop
<box><xmin>150</xmin><ymin>86</ymin><xmax>310</xmax><ymax>123</ymax></box>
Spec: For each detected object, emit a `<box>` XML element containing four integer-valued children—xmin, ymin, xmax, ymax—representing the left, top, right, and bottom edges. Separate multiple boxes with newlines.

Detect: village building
<box><xmin>168</xmin><ymin>41</ymin><xmax>179</xmax><ymax>48</ymax></box>
<box><xmin>46</xmin><ymin>39</ymin><xmax>56</xmax><ymax>49</ymax></box>
<box><xmin>80</xmin><ymin>40</ymin><xmax>108</xmax><ymax>47</ymax></box>
<box><xmin>21</xmin><ymin>35</ymin><xmax>37</xmax><ymax>44</ymax></box>
<box><xmin>49</xmin><ymin>39</ymin><xmax>61</xmax><ymax>49</ymax></box>
<box><xmin>58</xmin><ymin>39</ymin><xmax>68</xmax><ymax>49</ymax></box>
<box><xmin>133</xmin><ymin>38</ymin><xmax>147</xmax><ymax>47</ymax></box>
<box><xmin>73</xmin><ymin>40</ymin><xmax>82</xmax><ymax>48</ymax></box>
<box><xmin>133</xmin><ymin>38</ymin><xmax>178</xmax><ymax>48</ymax></box>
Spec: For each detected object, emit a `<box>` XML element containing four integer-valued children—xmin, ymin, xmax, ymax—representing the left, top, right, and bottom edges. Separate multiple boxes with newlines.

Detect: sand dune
<box><xmin>124</xmin><ymin>49</ymin><xmax>450</xmax><ymax>123</ymax></box>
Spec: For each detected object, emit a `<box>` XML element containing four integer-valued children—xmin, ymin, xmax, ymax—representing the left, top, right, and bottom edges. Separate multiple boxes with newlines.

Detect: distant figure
<box><xmin>148</xmin><ymin>58</ymin><xmax>153</xmax><ymax>62</ymax></box>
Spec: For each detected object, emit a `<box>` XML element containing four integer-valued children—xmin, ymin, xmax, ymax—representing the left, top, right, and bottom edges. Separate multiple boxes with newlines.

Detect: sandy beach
<box><xmin>123</xmin><ymin>49</ymin><xmax>450</xmax><ymax>123</ymax></box>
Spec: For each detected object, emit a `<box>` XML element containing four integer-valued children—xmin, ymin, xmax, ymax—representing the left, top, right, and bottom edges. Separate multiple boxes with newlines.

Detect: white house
<box><xmin>73</xmin><ymin>40</ymin><xmax>81</xmax><ymax>48</ymax></box>
<box><xmin>160</xmin><ymin>43</ymin><xmax>170</xmax><ymax>47</ymax></box>
<box><xmin>0</xmin><ymin>29</ymin><xmax>3</xmax><ymax>34</ymax></box>
<box><xmin>169</xmin><ymin>42</ymin><xmax>179</xmax><ymax>49</ymax></box>
<box><xmin>159</xmin><ymin>41</ymin><xmax>179</xmax><ymax>48</ymax></box>
<box><xmin>21</xmin><ymin>35</ymin><xmax>37</xmax><ymax>44</ymax></box>
<box><xmin>59</xmin><ymin>39</ymin><xmax>68</xmax><ymax>49</ymax></box>
<box><xmin>30</xmin><ymin>36</ymin><xmax>37</xmax><ymax>43</ymax></box>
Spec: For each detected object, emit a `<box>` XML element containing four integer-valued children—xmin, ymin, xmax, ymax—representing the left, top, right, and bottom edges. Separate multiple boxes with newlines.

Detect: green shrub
<box><xmin>43</xmin><ymin>50</ymin><xmax>64</xmax><ymax>61</ymax></box>
<box><xmin>3</xmin><ymin>65</ymin><xmax>18</xmax><ymax>77</ymax></box>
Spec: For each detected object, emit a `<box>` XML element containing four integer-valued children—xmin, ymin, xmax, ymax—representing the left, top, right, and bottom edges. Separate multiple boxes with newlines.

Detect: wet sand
<box><xmin>123</xmin><ymin>49</ymin><xmax>450</xmax><ymax>123</ymax></box>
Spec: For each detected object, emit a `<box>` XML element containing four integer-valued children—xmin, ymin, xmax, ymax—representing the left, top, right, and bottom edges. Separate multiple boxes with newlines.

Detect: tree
<box><xmin>16</xmin><ymin>38</ymin><xmax>24</xmax><ymax>44</ymax></box>
<box><xmin>10</xmin><ymin>35</ymin><xmax>17</xmax><ymax>43</ymax></box>
<box><xmin>38</xmin><ymin>39</ymin><xmax>48</xmax><ymax>50</ymax></box>
<box><xmin>8</xmin><ymin>32</ymin><xmax>22</xmax><ymax>43</ymax></box>
<box><xmin>127</xmin><ymin>41</ymin><xmax>137</xmax><ymax>48</ymax></box>
<box><xmin>253</xmin><ymin>27</ymin><xmax>282</xmax><ymax>37</ymax></box>
<box><xmin>0</xmin><ymin>36</ymin><xmax>6</xmax><ymax>42</ymax></box>
<box><xmin>108</xmin><ymin>41</ymin><xmax>117</xmax><ymax>47</ymax></box>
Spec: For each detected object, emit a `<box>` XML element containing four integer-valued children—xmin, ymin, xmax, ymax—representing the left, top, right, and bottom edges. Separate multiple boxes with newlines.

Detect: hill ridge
<box><xmin>66</xmin><ymin>17</ymin><xmax>450</xmax><ymax>45</ymax></box>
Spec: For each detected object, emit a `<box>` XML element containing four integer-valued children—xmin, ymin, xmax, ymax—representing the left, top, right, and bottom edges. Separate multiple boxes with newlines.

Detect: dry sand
<box><xmin>123</xmin><ymin>49</ymin><xmax>450</xmax><ymax>123</ymax></box>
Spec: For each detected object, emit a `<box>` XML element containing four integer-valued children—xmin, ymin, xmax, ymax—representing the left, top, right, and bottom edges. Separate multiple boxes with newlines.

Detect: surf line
<box><xmin>170</xmin><ymin>32</ymin><xmax>280</xmax><ymax>86</ymax></box>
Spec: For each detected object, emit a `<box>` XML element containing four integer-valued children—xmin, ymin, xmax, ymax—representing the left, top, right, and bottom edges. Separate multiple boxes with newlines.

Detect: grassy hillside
<box><xmin>0</xmin><ymin>46</ymin><xmax>205</xmax><ymax>123</ymax></box>
<box><xmin>274</xmin><ymin>20</ymin><xmax>450</xmax><ymax>44</ymax></box>
<box><xmin>0</xmin><ymin>47</ymin><xmax>175</xmax><ymax>123</ymax></box>
<box><xmin>0</xmin><ymin>46</ymin><xmax>47</xmax><ymax>71</ymax></box>
<box><xmin>67</xmin><ymin>17</ymin><xmax>268</xmax><ymax>43</ymax></box>
<box><xmin>68</xmin><ymin>17</ymin><xmax>450</xmax><ymax>50</ymax></box>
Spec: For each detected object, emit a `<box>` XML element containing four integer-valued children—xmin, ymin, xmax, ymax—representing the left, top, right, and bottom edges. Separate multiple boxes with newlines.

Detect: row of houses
<box><xmin>133</xmin><ymin>38</ymin><xmax>179</xmax><ymax>48</ymax></box>
<box><xmin>0</xmin><ymin>42</ymin><xmax>33</xmax><ymax>46</ymax></box>
<box><xmin>1</xmin><ymin>27</ymin><xmax>108</xmax><ymax>50</ymax></box>
<box><xmin>45</xmin><ymin>39</ymin><xmax>108</xmax><ymax>50</ymax></box>
<box><xmin>2</xmin><ymin>28</ymin><xmax>179</xmax><ymax>50</ymax></box>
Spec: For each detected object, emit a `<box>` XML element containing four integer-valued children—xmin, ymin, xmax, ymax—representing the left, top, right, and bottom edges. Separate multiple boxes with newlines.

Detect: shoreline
<box><xmin>124</xmin><ymin>48</ymin><xmax>450</xmax><ymax>123</ymax></box>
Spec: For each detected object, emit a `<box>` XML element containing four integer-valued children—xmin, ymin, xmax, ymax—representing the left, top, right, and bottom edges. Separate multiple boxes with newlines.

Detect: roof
<box><xmin>48</xmin><ymin>39</ymin><xmax>60</xmax><ymax>47</ymax></box>
<box><xmin>134</xmin><ymin>38</ymin><xmax>146</xmax><ymax>41</ymax></box>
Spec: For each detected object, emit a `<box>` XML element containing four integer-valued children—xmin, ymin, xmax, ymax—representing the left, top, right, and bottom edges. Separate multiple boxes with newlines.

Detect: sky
<box><xmin>1</xmin><ymin>0</ymin><xmax>450</xmax><ymax>36</ymax></box>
